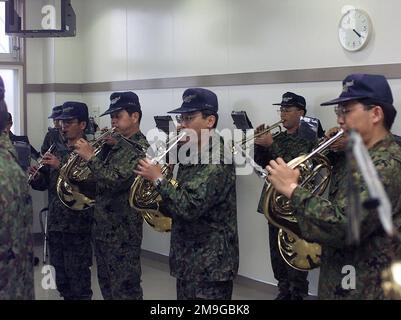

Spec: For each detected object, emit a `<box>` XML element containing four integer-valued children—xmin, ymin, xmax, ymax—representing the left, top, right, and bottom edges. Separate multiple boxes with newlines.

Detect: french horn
<box><xmin>262</xmin><ymin>129</ymin><xmax>344</xmax><ymax>271</ymax></box>
<box><xmin>129</xmin><ymin>131</ymin><xmax>186</xmax><ymax>232</ymax></box>
<box><xmin>56</xmin><ymin>128</ymin><xmax>116</xmax><ymax>211</ymax></box>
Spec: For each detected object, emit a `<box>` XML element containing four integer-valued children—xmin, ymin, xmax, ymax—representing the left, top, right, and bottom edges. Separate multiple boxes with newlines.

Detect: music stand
<box><xmin>154</xmin><ymin>115</ymin><xmax>174</xmax><ymax>135</ymax></box>
<box><xmin>299</xmin><ymin>116</ymin><xmax>325</xmax><ymax>141</ymax></box>
<box><xmin>231</xmin><ymin>111</ymin><xmax>253</xmax><ymax>132</ymax></box>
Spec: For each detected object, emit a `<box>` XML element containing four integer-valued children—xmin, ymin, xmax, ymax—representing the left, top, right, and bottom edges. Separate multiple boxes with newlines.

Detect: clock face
<box><xmin>338</xmin><ymin>9</ymin><xmax>371</xmax><ymax>51</ymax></box>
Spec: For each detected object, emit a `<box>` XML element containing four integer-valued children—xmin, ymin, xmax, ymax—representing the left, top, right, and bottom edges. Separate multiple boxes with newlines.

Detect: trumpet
<box><xmin>234</xmin><ymin>120</ymin><xmax>284</xmax><ymax>151</ymax></box>
<box><xmin>28</xmin><ymin>144</ymin><xmax>56</xmax><ymax>184</ymax></box>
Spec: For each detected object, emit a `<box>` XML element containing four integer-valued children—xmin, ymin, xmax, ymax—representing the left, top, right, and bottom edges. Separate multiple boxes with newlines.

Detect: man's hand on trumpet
<box><xmin>266</xmin><ymin>157</ymin><xmax>300</xmax><ymax>199</ymax></box>
<box><xmin>254</xmin><ymin>124</ymin><xmax>274</xmax><ymax>147</ymax></box>
<box><xmin>41</xmin><ymin>153</ymin><xmax>61</xmax><ymax>169</ymax></box>
<box><xmin>326</xmin><ymin>127</ymin><xmax>348</xmax><ymax>152</ymax></box>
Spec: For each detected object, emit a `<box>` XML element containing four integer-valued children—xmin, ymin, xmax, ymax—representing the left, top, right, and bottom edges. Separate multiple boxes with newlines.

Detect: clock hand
<box><xmin>353</xmin><ymin>29</ymin><xmax>362</xmax><ymax>38</ymax></box>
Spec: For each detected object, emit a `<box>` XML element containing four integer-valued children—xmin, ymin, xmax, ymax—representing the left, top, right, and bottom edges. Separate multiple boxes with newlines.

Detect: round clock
<box><xmin>338</xmin><ymin>9</ymin><xmax>372</xmax><ymax>52</ymax></box>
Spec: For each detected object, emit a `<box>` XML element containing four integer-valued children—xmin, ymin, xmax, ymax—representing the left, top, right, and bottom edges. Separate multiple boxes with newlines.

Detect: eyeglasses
<box><xmin>61</xmin><ymin>119</ymin><xmax>79</xmax><ymax>126</ymax></box>
<box><xmin>175</xmin><ymin>113</ymin><xmax>201</xmax><ymax>124</ymax></box>
<box><xmin>277</xmin><ymin>108</ymin><xmax>298</xmax><ymax>114</ymax></box>
<box><xmin>334</xmin><ymin>104</ymin><xmax>375</xmax><ymax>116</ymax></box>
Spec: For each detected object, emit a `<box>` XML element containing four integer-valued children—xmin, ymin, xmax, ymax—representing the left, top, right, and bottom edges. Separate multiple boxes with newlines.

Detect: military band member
<box><xmin>74</xmin><ymin>92</ymin><xmax>149</xmax><ymax>300</ymax></box>
<box><xmin>29</xmin><ymin>102</ymin><xmax>94</xmax><ymax>300</ymax></box>
<box><xmin>253</xmin><ymin>92</ymin><xmax>317</xmax><ymax>300</ymax></box>
<box><xmin>0</xmin><ymin>81</ymin><xmax>34</xmax><ymax>300</ymax></box>
<box><xmin>135</xmin><ymin>88</ymin><xmax>239</xmax><ymax>300</ymax></box>
<box><xmin>267</xmin><ymin>74</ymin><xmax>401</xmax><ymax>299</ymax></box>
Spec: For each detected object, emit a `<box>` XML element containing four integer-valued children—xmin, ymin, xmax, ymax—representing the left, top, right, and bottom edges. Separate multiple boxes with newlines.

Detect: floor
<box><xmin>33</xmin><ymin>245</ymin><xmax>279</xmax><ymax>300</ymax></box>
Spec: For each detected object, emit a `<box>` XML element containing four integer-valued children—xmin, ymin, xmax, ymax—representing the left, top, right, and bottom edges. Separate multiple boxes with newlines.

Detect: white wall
<box><xmin>25</xmin><ymin>0</ymin><xmax>401</xmax><ymax>296</ymax></box>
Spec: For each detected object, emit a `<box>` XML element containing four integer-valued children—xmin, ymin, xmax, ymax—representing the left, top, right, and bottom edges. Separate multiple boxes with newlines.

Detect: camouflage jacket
<box><xmin>0</xmin><ymin>132</ymin><xmax>18</xmax><ymax>161</ymax></box>
<box><xmin>291</xmin><ymin>134</ymin><xmax>401</xmax><ymax>299</ymax></box>
<box><xmin>157</xmin><ymin>131</ymin><xmax>239</xmax><ymax>282</ymax></box>
<box><xmin>87</xmin><ymin>131</ymin><xmax>149</xmax><ymax>245</ymax></box>
<box><xmin>0</xmin><ymin>135</ymin><xmax>34</xmax><ymax>299</ymax></box>
<box><xmin>30</xmin><ymin>138</ymin><xmax>93</xmax><ymax>234</ymax></box>
<box><xmin>254</xmin><ymin>130</ymin><xmax>317</xmax><ymax>213</ymax></box>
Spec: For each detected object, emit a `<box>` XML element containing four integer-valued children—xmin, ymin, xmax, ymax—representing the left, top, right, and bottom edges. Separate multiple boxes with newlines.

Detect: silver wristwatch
<box><xmin>153</xmin><ymin>177</ymin><xmax>164</xmax><ymax>188</ymax></box>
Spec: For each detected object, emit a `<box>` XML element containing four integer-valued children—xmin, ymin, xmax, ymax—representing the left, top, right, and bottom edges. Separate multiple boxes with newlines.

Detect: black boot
<box><xmin>274</xmin><ymin>290</ymin><xmax>292</xmax><ymax>300</ymax></box>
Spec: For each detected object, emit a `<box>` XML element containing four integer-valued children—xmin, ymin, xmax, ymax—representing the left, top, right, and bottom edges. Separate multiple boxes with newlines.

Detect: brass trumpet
<box><xmin>262</xmin><ymin>129</ymin><xmax>344</xmax><ymax>271</ymax></box>
<box><xmin>28</xmin><ymin>143</ymin><xmax>56</xmax><ymax>184</ymax></box>
<box><xmin>238</xmin><ymin>120</ymin><xmax>284</xmax><ymax>147</ymax></box>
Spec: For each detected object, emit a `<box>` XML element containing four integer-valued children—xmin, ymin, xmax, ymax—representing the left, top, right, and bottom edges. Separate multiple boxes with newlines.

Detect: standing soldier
<box><xmin>29</xmin><ymin>102</ymin><xmax>94</xmax><ymax>300</ymax></box>
<box><xmin>74</xmin><ymin>92</ymin><xmax>149</xmax><ymax>300</ymax></box>
<box><xmin>135</xmin><ymin>88</ymin><xmax>239</xmax><ymax>300</ymax></box>
<box><xmin>267</xmin><ymin>74</ymin><xmax>401</xmax><ymax>299</ymax></box>
<box><xmin>0</xmin><ymin>81</ymin><xmax>34</xmax><ymax>300</ymax></box>
<box><xmin>253</xmin><ymin>92</ymin><xmax>318</xmax><ymax>300</ymax></box>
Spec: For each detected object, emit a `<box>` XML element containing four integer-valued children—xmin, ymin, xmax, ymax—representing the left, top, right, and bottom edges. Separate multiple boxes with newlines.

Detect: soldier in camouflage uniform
<box><xmin>0</xmin><ymin>91</ymin><xmax>34</xmax><ymax>300</ymax></box>
<box><xmin>136</xmin><ymin>88</ymin><xmax>239</xmax><ymax>300</ymax></box>
<box><xmin>41</xmin><ymin>105</ymin><xmax>65</xmax><ymax>155</ymax></box>
<box><xmin>267</xmin><ymin>74</ymin><xmax>401</xmax><ymax>299</ymax></box>
<box><xmin>253</xmin><ymin>92</ymin><xmax>317</xmax><ymax>299</ymax></box>
<box><xmin>29</xmin><ymin>102</ymin><xmax>94</xmax><ymax>300</ymax></box>
<box><xmin>74</xmin><ymin>92</ymin><xmax>149</xmax><ymax>300</ymax></box>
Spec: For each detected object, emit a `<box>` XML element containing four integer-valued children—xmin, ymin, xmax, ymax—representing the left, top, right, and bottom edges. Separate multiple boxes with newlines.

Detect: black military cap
<box><xmin>48</xmin><ymin>105</ymin><xmax>63</xmax><ymax>119</ymax></box>
<box><xmin>56</xmin><ymin>101</ymin><xmax>89</xmax><ymax>122</ymax></box>
<box><xmin>100</xmin><ymin>91</ymin><xmax>141</xmax><ymax>116</ymax></box>
<box><xmin>168</xmin><ymin>88</ymin><xmax>218</xmax><ymax>114</ymax></box>
<box><xmin>321</xmin><ymin>74</ymin><xmax>394</xmax><ymax>108</ymax></box>
<box><xmin>273</xmin><ymin>92</ymin><xmax>306</xmax><ymax>110</ymax></box>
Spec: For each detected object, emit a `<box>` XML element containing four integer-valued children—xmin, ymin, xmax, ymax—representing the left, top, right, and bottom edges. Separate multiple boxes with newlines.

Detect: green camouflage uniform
<box><xmin>0</xmin><ymin>131</ymin><xmax>18</xmax><ymax>159</ymax></box>
<box><xmin>291</xmin><ymin>134</ymin><xmax>401</xmax><ymax>299</ymax></box>
<box><xmin>156</xmin><ymin>131</ymin><xmax>239</xmax><ymax>300</ymax></box>
<box><xmin>87</xmin><ymin>131</ymin><xmax>149</xmax><ymax>300</ymax></box>
<box><xmin>254</xmin><ymin>130</ymin><xmax>317</xmax><ymax>298</ymax></box>
<box><xmin>0</xmin><ymin>132</ymin><xmax>34</xmax><ymax>299</ymax></box>
<box><xmin>31</xmin><ymin>137</ymin><xmax>93</xmax><ymax>300</ymax></box>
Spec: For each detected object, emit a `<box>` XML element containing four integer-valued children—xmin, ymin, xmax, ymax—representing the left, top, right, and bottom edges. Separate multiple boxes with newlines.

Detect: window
<box><xmin>0</xmin><ymin>68</ymin><xmax>23</xmax><ymax>135</ymax></box>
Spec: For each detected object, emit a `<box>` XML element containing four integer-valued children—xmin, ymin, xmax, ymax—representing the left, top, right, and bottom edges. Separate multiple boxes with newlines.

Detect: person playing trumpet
<box><xmin>267</xmin><ymin>74</ymin><xmax>401</xmax><ymax>299</ymax></box>
<box><xmin>254</xmin><ymin>92</ymin><xmax>319</xmax><ymax>300</ymax></box>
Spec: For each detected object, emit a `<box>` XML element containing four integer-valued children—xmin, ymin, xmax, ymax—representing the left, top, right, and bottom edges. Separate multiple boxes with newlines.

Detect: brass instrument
<box><xmin>56</xmin><ymin>127</ymin><xmax>116</xmax><ymax>211</ymax></box>
<box><xmin>28</xmin><ymin>144</ymin><xmax>56</xmax><ymax>184</ymax></box>
<box><xmin>235</xmin><ymin>120</ymin><xmax>284</xmax><ymax>150</ymax></box>
<box><xmin>262</xmin><ymin>129</ymin><xmax>344</xmax><ymax>271</ymax></box>
<box><xmin>129</xmin><ymin>131</ymin><xmax>186</xmax><ymax>232</ymax></box>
